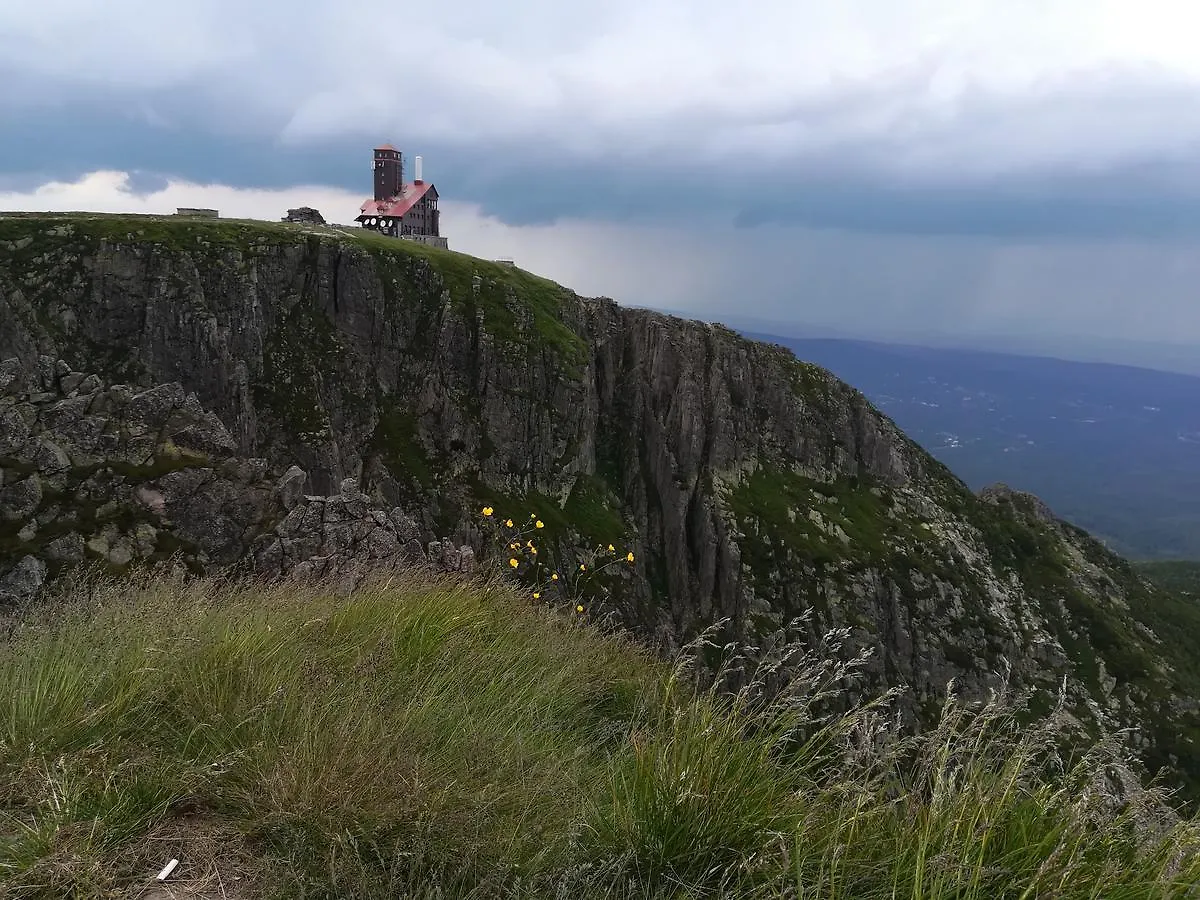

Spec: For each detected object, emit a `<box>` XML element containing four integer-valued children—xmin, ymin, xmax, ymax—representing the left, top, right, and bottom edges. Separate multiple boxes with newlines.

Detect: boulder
<box><xmin>0</xmin><ymin>555</ymin><xmax>46</xmax><ymax>602</ymax></box>
<box><xmin>277</xmin><ymin>465</ymin><xmax>308</xmax><ymax>510</ymax></box>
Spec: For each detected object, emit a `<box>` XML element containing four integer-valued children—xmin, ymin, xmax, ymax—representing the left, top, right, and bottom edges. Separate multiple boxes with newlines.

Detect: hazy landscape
<box><xmin>747</xmin><ymin>334</ymin><xmax>1200</xmax><ymax>560</ymax></box>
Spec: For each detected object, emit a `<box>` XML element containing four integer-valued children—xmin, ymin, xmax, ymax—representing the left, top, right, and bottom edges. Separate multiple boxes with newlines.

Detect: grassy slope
<box><xmin>2</xmin><ymin>574</ymin><xmax>1200</xmax><ymax>899</ymax></box>
<box><xmin>1135</xmin><ymin>561</ymin><xmax>1200</xmax><ymax>688</ymax></box>
<box><xmin>1141</xmin><ymin>560</ymin><xmax>1200</xmax><ymax>598</ymax></box>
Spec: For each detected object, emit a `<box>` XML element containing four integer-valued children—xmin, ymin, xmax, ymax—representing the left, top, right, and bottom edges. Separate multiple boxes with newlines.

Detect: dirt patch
<box><xmin>123</xmin><ymin>815</ymin><xmax>264</xmax><ymax>900</ymax></box>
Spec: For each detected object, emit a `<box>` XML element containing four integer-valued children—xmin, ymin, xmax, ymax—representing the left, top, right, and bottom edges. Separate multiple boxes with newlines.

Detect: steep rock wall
<box><xmin>3</xmin><ymin>213</ymin><xmax>1197</xmax><ymax>796</ymax></box>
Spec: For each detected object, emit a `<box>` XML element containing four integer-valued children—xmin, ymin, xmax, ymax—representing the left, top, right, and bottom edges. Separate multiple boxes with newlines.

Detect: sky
<box><xmin>4</xmin><ymin>0</ymin><xmax>1200</xmax><ymax>370</ymax></box>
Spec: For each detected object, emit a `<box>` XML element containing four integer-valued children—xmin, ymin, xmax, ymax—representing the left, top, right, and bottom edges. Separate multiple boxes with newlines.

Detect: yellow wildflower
<box><xmin>509</xmin><ymin>542</ymin><xmax>518</xmax><ymax>549</ymax></box>
<box><xmin>579</xmin><ymin>563</ymin><xmax>586</xmax><ymax>571</ymax></box>
<box><xmin>576</xmin><ymin>605</ymin><xmax>584</xmax><ymax>613</ymax></box>
<box><xmin>627</xmin><ymin>552</ymin><xmax>635</xmax><ymax>563</ymax></box>
<box><xmin>509</xmin><ymin>558</ymin><xmax>519</xmax><ymax>568</ymax></box>
<box><xmin>535</xmin><ymin>520</ymin><xmax>544</xmax><ymax>529</ymax></box>
<box><xmin>530</xmin><ymin>513</ymin><xmax>537</xmax><ymax>519</ymax></box>
<box><xmin>551</xmin><ymin>573</ymin><xmax>559</xmax><ymax>581</ymax></box>
<box><xmin>533</xmin><ymin>592</ymin><xmax>541</xmax><ymax>600</ymax></box>
<box><xmin>608</xmin><ymin>544</ymin><xmax>615</xmax><ymax>552</ymax></box>
<box><xmin>505</xmin><ymin>519</ymin><xmax>514</xmax><ymax>528</ymax></box>
<box><xmin>482</xmin><ymin>506</ymin><xmax>493</xmax><ymax>517</ymax></box>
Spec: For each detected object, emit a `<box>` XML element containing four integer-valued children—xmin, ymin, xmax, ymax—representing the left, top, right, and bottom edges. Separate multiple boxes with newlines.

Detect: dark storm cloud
<box><xmin>8</xmin><ymin>0</ymin><xmax>1200</xmax><ymax>357</ymax></box>
<box><xmin>6</xmin><ymin>1</ymin><xmax>1200</xmax><ymax>238</ymax></box>
<box><xmin>7</xmin><ymin>107</ymin><xmax>1200</xmax><ymax>239</ymax></box>
<box><xmin>7</xmin><ymin>102</ymin><xmax>1200</xmax><ymax>241</ymax></box>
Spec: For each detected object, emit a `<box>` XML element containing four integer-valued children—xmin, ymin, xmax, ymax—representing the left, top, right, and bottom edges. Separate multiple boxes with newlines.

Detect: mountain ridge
<box><xmin>3</xmin><ymin>211</ymin><xmax>1199</xmax><ymax>800</ymax></box>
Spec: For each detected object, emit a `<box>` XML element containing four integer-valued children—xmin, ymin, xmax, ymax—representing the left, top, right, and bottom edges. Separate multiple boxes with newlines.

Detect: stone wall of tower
<box><xmin>373</xmin><ymin>149</ymin><xmax>403</xmax><ymax>201</ymax></box>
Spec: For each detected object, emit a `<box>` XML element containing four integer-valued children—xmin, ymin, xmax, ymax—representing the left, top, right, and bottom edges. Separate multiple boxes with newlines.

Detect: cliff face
<box><xmin>2</xmin><ymin>212</ymin><xmax>1198</xmax><ymax>795</ymax></box>
<box><xmin>0</xmin><ymin>356</ymin><xmax>478</xmax><ymax>605</ymax></box>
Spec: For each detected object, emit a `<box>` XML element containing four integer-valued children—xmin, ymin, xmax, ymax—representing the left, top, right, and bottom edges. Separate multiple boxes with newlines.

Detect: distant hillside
<box><xmin>743</xmin><ymin>334</ymin><xmax>1200</xmax><ymax>560</ymax></box>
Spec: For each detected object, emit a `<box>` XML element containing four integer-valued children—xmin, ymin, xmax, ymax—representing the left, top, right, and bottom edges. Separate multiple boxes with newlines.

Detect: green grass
<box><xmin>2</xmin><ymin>573</ymin><xmax>1199</xmax><ymax>898</ymax></box>
<box><xmin>727</xmin><ymin>466</ymin><xmax>955</xmax><ymax>595</ymax></box>
<box><xmin>1140</xmin><ymin>560</ymin><xmax>1200</xmax><ymax>599</ymax></box>
<box><xmin>352</xmin><ymin>227</ymin><xmax>587</xmax><ymax>367</ymax></box>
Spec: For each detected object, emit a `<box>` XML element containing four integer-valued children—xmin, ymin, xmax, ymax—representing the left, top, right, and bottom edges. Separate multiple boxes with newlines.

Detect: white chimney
<box><xmin>414</xmin><ymin>155</ymin><xmax>423</xmax><ymax>183</ymax></box>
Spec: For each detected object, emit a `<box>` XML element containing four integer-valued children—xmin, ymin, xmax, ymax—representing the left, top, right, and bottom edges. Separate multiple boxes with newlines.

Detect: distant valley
<box><xmin>746</xmin><ymin>334</ymin><xmax>1200</xmax><ymax>560</ymax></box>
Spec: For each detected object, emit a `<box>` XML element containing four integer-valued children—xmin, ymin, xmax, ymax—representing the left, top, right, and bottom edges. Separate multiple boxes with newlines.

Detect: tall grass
<box><xmin>1</xmin><ymin>571</ymin><xmax>1198</xmax><ymax>898</ymax></box>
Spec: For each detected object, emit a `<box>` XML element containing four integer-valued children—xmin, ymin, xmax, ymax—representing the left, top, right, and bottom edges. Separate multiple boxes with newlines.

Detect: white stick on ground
<box><xmin>156</xmin><ymin>858</ymin><xmax>180</xmax><ymax>881</ymax></box>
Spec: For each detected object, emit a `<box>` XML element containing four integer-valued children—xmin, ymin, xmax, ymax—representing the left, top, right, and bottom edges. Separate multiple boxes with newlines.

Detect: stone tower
<box><xmin>373</xmin><ymin>144</ymin><xmax>403</xmax><ymax>202</ymax></box>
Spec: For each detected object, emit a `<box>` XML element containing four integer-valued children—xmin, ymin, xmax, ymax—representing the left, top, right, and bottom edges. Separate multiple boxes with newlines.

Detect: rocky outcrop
<box><xmin>282</xmin><ymin>207</ymin><xmax>326</xmax><ymax>226</ymax></box>
<box><xmin>979</xmin><ymin>482</ymin><xmax>1058</xmax><ymax>524</ymax></box>
<box><xmin>0</xmin><ymin>356</ymin><xmax>474</xmax><ymax>602</ymax></box>
<box><xmin>253</xmin><ymin>472</ymin><xmax>475</xmax><ymax>589</ymax></box>
<box><xmin>2</xmin><ymin>212</ymin><xmax>1198</xmax><ymax>800</ymax></box>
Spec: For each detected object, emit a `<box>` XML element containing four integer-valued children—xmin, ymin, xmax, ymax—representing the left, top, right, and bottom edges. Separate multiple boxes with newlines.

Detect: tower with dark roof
<box><xmin>373</xmin><ymin>145</ymin><xmax>403</xmax><ymax>203</ymax></box>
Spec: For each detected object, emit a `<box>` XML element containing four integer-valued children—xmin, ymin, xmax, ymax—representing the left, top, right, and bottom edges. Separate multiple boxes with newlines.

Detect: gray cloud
<box><xmin>5</xmin><ymin>1</ymin><xmax>1200</xmax><ymax>238</ymax></box>
<box><xmin>8</xmin><ymin>109</ymin><xmax>1200</xmax><ymax>240</ymax></box>
<box><xmin>6</xmin><ymin>1</ymin><xmax>1200</xmax><ymax>360</ymax></box>
<box><xmin>5</xmin><ymin>170</ymin><xmax>1200</xmax><ymax>366</ymax></box>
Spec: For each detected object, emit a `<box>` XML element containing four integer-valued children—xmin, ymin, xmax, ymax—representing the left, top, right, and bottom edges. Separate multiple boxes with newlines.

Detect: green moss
<box><xmin>0</xmin><ymin>448</ymin><xmax>210</xmax><ymax>577</ymax></box>
<box><xmin>971</xmin><ymin>498</ymin><xmax>1069</xmax><ymax>585</ymax></box>
<box><xmin>786</xmin><ymin>357</ymin><xmax>836</xmax><ymax>404</ymax></box>
<box><xmin>563</xmin><ymin>475</ymin><xmax>626</xmax><ymax>546</ymax></box>
<box><xmin>369</xmin><ymin>400</ymin><xmax>433</xmax><ymax>491</ymax></box>
<box><xmin>729</xmin><ymin>466</ymin><xmax>937</xmax><ymax>575</ymax></box>
<box><xmin>0</xmin><ymin>457</ymin><xmax>36</xmax><ymax>478</ymax></box>
<box><xmin>108</xmin><ymin>446</ymin><xmax>211</xmax><ymax>479</ymax></box>
<box><xmin>1139</xmin><ymin>560</ymin><xmax>1200</xmax><ymax>597</ymax></box>
<box><xmin>0</xmin><ymin>213</ymin><xmax>304</xmax><ymax>253</ymax></box>
<box><xmin>968</xmin><ymin>493</ymin><xmax>1161</xmax><ymax>693</ymax></box>
<box><xmin>254</xmin><ymin>299</ymin><xmax>340</xmax><ymax>443</ymax></box>
<box><xmin>1061</xmin><ymin>588</ymin><xmax>1153</xmax><ymax>682</ymax></box>
<box><xmin>349</xmin><ymin>227</ymin><xmax>587</xmax><ymax>368</ymax></box>
<box><xmin>467</xmin><ymin>472</ymin><xmax>626</xmax><ymax>549</ymax></box>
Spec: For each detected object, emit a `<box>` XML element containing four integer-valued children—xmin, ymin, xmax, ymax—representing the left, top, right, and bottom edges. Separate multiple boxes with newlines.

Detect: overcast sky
<box><xmin>4</xmin><ymin>0</ymin><xmax>1200</xmax><ymax>367</ymax></box>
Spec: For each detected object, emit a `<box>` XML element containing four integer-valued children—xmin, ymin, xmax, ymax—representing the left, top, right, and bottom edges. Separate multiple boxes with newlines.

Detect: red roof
<box><xmin>358</xmin><ymin>181</ymin><xmax>434</xmax><ymax>219</ymax></box>
<box><xmin>374</xmin><ymin>143</ymin><xmax>398</xmax><ymax>151</ymax></box>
